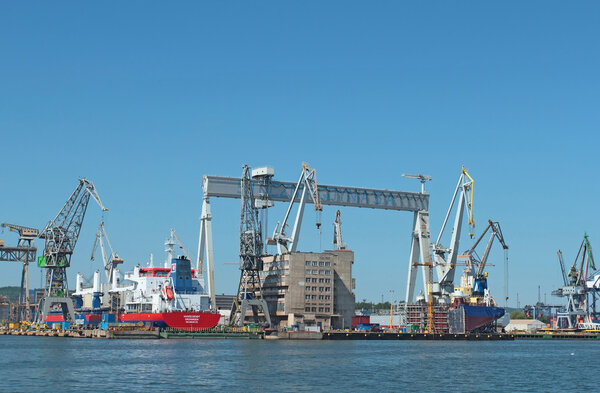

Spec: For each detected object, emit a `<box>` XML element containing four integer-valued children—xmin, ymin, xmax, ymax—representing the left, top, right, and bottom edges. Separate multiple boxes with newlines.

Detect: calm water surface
<box><xmin>0</xmin><ymin>335</ymin><xmax>597</xmax><ymax>392</ymax></box>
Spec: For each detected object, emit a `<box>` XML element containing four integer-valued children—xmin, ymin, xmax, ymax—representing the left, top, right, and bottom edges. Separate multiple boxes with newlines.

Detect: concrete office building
<box><xmin>260</xmin><ymin>250</ymin><xmax>355</xmax><ymax>330</ymax></box>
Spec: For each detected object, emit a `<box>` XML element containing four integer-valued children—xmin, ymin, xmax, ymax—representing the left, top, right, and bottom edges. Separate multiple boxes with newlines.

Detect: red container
<box><xmin>352</xmin><ymin>316</ymin><xmax>370</xmax><ymax>329</ymax></box>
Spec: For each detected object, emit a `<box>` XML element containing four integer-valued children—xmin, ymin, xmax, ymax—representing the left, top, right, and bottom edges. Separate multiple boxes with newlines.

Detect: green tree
<box><xmin>510</xmin><ymin>310</ymin><xmax>526</xmax><ymax>319</ymax></box>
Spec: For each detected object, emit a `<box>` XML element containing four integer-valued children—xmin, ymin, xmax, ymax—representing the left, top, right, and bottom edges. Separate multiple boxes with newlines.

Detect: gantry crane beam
<box><xmin>203</xmin><ymin>176</ymin><xmax>429</xmax><ymax>212</ymax></box>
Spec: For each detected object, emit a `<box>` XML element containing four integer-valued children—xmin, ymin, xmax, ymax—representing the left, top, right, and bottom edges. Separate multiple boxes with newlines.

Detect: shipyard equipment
<box><xmin>458</xmin><ymin>220</ymin><xmax>508</xmax><ymax>304</ymax></box>
<box><xmin>402</xmin><ymin>174</ymin><xmax>432</xmax><ymax>194</ymax></box>
<box><xmin>229</xmin><ymin>165</ymin><xmax>272</xmax><ymax>327</ymax></box>
<box><xmin>0</xmin><ymin>223</ymin><xmax>39</xmax><ymax>321</ymax></box>
<box><xmin>199</xmin><ymin>163</ymin><xmax>430</xmax><ymax>324</ymax></box>
<box><xmin>553</xmin><ymin>234</ymin><xmax>600</xmax><ymax>330</ymax></box>
<box><xmin>427</xmin><ymin>166</ymin><xmax>475</xmax><ymax>304</ymax></box>
<box><xmin>271</xmin><ymin>162</ymin><xmax>322</xmax><ymax>255</ymax></box>
<box><xmin>35</xmin><ymin>178</ymin><xmax>107</xmax><ymax>324</ymax></box>
<box><xmin>333</xmin><ymin>210</ymin><xmax>346</xmax><ymax>250</ymax></box>
<box><xmin>90</xmin><ymin>221</ymin><xmax>123</xmax><ymax>287</ymax></box>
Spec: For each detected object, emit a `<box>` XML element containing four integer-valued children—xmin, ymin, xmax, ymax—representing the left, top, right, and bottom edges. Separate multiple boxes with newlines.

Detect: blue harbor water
<box><xmin>1</xmin><ymin>336</ymin><xmax>598</xmax><ymax>392</ymax></box>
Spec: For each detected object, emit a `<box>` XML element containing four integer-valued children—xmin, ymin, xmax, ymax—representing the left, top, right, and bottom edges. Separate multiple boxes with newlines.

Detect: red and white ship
<box><xmin>116</xmin><ymin>231</ymin><xmax>219</xmax><ymax>330</ymax></box>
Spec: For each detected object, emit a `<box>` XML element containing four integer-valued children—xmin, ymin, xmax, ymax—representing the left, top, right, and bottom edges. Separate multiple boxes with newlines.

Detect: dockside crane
<box><xmin>431</xmin><ymin>166</ymin><xmax>475</xmax><ymax>303</ymax></box>
<box><xmin>0</xmin><ymin>223</ymin><xmax>39</xmax><ymax>321</ymax></box>
<box><xmin>229</xmin><ymin>165</ymin><xmax>272</xmax><ymax>327</ymax></box>
<box><xmin>459</xmin><ymin>220</ymin><xmax>508</xmax><ymax>304</ymax></box>
<box><xmin>270</xmin><ymin>162</ymin><xmax>322</xmax><ymax>255</ymax></box>
<box><xmin>35</xmin><ymin>178</ymin><xmax>107</xmax><ymax>324</ymax></box>
<box><xmin>90</xmin><ymin>221</ymin><xmax>123</xmax><ymax>288</ymax></box>
<box><xmin>553</xmin><ymin>234</ymin><xmax>600</xmax><ymax>329</ymax></box>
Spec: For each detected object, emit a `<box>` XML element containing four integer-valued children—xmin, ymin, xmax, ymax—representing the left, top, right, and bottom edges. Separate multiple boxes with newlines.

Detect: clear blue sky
<box><xmin>1</xmin><ymin>1</ymin><xmax>599</xmax><ymax>307</ymax></box>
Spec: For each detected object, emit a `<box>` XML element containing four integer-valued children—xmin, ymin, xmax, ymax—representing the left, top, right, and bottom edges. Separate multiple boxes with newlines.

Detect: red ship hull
<box><xmin>119</xmin><ymin>311</ymin><xmax>220</xmax><ymax>330</ymax></box>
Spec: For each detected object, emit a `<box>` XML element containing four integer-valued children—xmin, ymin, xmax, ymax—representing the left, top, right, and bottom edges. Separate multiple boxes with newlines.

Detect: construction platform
<box><xmin>323</xmin><ymin>331</ymin><xmax>514</xmax><ymax>340</ymax></box>
<box><xmin>159</xmin><ymin>329</ymin><xmax>262</xmax><ymax>339</ymax></box>
<box><xmin>513</xmin><ymin>332</ymin><xmax>600</xmax><ymax>340</ymax></box>
<box><xmin>0</xmin><ymin>326</ymin><xmax>263</xmax><ymax>340</ymax></box>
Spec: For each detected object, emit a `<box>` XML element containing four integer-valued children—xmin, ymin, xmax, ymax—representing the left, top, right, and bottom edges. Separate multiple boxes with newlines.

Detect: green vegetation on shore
<box><xmin>0</xmin><ymin>286</ymin><xmax>22</xmax><ymax>302</ymax></box>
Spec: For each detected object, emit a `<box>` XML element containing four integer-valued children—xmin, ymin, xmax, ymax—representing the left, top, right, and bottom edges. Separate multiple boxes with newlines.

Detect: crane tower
<box><xmin>229</xmin><ymin>165</ymin><xmax>272</xmax><ymax>327</ymax></box>
<box><xmin>35</xmin><ymin>178</ymin><xmax>107</xmax><ymax>324</ymax></box>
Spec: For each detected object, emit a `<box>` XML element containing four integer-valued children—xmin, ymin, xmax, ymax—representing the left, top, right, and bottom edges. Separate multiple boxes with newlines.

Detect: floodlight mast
<box><xmin>402</xmin><ymin>174</ymin><xmax>432</xmax><ymax>194</ymax></box>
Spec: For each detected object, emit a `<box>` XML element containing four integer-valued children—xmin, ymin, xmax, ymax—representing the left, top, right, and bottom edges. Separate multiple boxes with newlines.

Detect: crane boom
<box><xmin>273</xmin><ymin>162</ymin><xmax>323</xmax><ymax>254</ymax></box>
<box><xmin>172</xmin><ymin>230</ymin><xmax>191</xmax><ymax>262</ymax></box>
<box><xmin>557</xmin><ymin>250</ymin><xmax>568</xmax><ymax>286</ymax></box>
<box><xmin>476</xmin><ymin>220</ymin><xmax>508</xmax><ymax>277</ymax></box>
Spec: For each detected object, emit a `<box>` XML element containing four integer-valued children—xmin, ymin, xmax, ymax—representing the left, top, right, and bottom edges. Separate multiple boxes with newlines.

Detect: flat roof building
<box><xmin>260</xmin><ymin>250</ymin><xmax>354</xmax><ymax>330</ymax></box>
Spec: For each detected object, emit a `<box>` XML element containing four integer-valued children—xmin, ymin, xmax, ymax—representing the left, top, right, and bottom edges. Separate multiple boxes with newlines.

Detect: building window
<box><xmin>312</xmin><ymin>270</ymin><xmax>317</xmax><ymax>274</ymax></box>
<box><xmin>319</xmin><ymin>261</ymin><xmax>324</xmax><ymax>266</ymax></box>
<box><xmin>318</xmin><ymin>307</ymin><xmax>323</xmax><ymax>312</ymax></box>
<box><xmin>319</xmin><ymin>295</ymin><xmax>324</xmax><ymax>300</ymax></box>
<box><xmin>319</xmin><ymin>278</ymin><xmax>324</xmax><ymax>283</ymax></box>
<box><xmin>325</xmin><ymin>262</ymin><xmax>330</xmax><ymax>267</ymax></box>
<box><xmin>312</xmin><ymin>307</ymin><xmax>316</xmax><ymax>312</ymax></box>
<box><xmin>325</xmin><ymin>295</ymin><xmax>331</xmax><ymax>300</ymax></box>
<box><xmin>311</xmin><ymin>295</ymin><xmax>316</xmax><ymax>300</ymax></box>
<box><xmin>312</xmin><ymin>278</ymin><xmax>317</xmax><ymax>283</ymax></box>
<box><xmin>312</xmin><ymin>286</ymin><xmax>317</xmax><ymax>291</ymax></box>
<box><xmin>306</xmin><ymin>287</ymin><xmax>310</xmax><ymax>291</ymax></box>
<box><xmin>305</xmin><ymin>295</ymin><xmax>310</xmax><ymax>300</ymax></box>
<box><xmin>319</xmin><ymin>287</ymin><xmax>324</xmax><ymax>292</ymax></box>
<box><xmin>325</xmin><ymin>287</ymin><xmax>331</xmax><ymax>292</ymax></box>
<box><xmin>325</xmin><ymin>307</ymin><xmax>330</xmax><ymax>312</ymax></box>
<box><xmin>312</xmin><ymin>261</ymin><xmax>318</xmax><ymax>266</ymax></box>
<box><xmin>319</xmin><ymin>270</ymin><xmax>324</xmax><ymax>275</ymax></box>
<box><xmin>306</xmin><ymin>269</ymin><xmax>311</xmax><ymax>275</ymax></box>
<box><xmin>305</xmin><ymin>307</ymin><xmax>311</xmax><ymax>312</ymax></box>
<box><xmin>305</xmin><ymin>261</ymin><xmax>311</xmax><ymax>266</ymax></box>
<box><xmin>325</xmin><ymin>270</ymin><xmax>331</xmax><ymax>275</ymax></box>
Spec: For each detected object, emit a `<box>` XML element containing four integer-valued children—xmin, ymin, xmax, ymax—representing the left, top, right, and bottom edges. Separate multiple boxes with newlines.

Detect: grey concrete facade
<box><xmin>261</xmin><ymin>250</ymin><xmax>354</xmax><ymax>330</ymax></box>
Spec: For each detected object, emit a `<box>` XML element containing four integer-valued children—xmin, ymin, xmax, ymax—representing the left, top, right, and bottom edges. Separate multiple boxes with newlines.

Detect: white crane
<box><xmin>90</xmin><ymin>221</ymin><xmax>123</xmax><ymax>288</ymax></box>
<box><xmin>431</xmin><ymin>166</ymin><xmax>475</xmax><ymax>302</ymax></box>
<box><xmin>333</xmin><ymin>210</ymin><xmax>346</xmax><ymax>250</ymax></box>
<box><xmin>270</xmin><ymin>162</ymin><xmax>322</xmax><ymax>254</ymax></box>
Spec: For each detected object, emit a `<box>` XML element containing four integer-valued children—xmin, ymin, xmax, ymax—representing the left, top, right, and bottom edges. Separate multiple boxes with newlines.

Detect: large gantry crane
<box><xmin>0</xmin><ymin>223</ymin><xmax>39</xmax><ymax>321</ymax></box>
<box><xmin>197</xmin><ymin>163</ymin><xmax>430</xmax><ymax>327</ymax></box>
<box><xmin>35</xmin><ymin>178</ymin><xmax>107</xmax><ymax>324</ymax></box>
<box><xmin>553</xmin><ymin>234</ymin><xmax>600</xmax><ymax>330</ymax></box>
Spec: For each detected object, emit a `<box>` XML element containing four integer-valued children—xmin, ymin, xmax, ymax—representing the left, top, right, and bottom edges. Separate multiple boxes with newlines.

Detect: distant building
<box><xmin>505</xmin><ymin>319</ymin><xmax>546</xmax><ymax>333</ymax></box>
<box><xmin>215</xmin><ymin>294</ymin><xmax>235</xmax><ymax>311</ymax></box>
<box><xmin>0</xmin><ymin>296</ymin><xmax>9</xmax><ymax>321</ymax></box>
<box><xmin>260</xmin><ymin>250</ymin><xmax>354</xmax><ymax>330</ymax></box>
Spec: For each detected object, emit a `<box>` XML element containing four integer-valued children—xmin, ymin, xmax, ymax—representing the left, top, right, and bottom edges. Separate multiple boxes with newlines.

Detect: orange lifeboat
<box><xmin>162</xmin><ymin>285</ymin><xmax>174</xmax><ymax>300</ymax></box>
